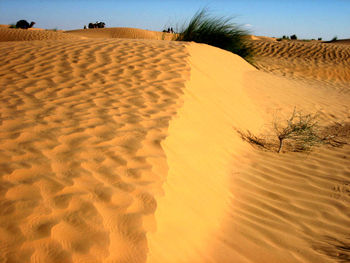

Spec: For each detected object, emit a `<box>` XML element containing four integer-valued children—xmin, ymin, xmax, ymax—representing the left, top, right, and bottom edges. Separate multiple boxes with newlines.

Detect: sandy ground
<box><xmin>0</xmin><ymin>27</ymin><xmax>349</xmax><ymax>263</ymax></box>
<box><xmin>65</xmin><ymin>28</ymin><xmax>176</xmax><ymax>41</ymax></box>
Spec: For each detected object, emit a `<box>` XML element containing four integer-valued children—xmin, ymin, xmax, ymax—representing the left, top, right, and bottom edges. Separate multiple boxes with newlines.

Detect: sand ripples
<box><xmin>249</xmin><ymin>40</ymin><xmax>350</xmax><ymax>89</ymax></box>
<box><xmin>0</xmin><ymin>38</ymin><xmax>189</xmax><ymax>262</ymax></box>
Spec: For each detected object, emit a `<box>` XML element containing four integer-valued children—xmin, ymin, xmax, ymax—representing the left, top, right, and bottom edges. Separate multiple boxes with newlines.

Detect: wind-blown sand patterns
<box><xmin>0</xmin><ymin>38</ymin><xmax>189</xmax><ymax>262</ymax></box>
<box><xmin>0</xmin><ymin>27</ymin><xmax>350</xmax><ymax>263</ymax></box>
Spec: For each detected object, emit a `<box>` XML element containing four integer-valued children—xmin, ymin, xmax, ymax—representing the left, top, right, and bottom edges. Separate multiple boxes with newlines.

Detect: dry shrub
<box><xmin>273</xmin><ymin>108</ymin><xmax>321</xmax><ymax>153</ymax></box>
<box><xmin>235</xmin><ymin>108</ymin><xmax>349</xmax><ymax>153</ymax></box>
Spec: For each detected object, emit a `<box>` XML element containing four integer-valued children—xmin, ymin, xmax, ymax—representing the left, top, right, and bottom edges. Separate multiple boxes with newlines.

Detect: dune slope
<box><xmin>249</xmin><ymin>40</ymin><xmax>350</xmax><ymax>90</ymax></box>
<box><xmin>147</xmin><ymin>42</ymin><xmax>350</xmax><ymax>263</ymax></box>
<box><xmin>0</xmin><ymin>38</ymin><xmax>189</xmax><ymax>262</ymax></box>
<box><xmin>148</xmin><ymin>43</ymin><xmax>263</xmax><ymax>263</ymax></box>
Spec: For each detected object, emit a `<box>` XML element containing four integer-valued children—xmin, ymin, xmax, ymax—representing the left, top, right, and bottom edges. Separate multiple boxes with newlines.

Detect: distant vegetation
<box><xmin>175</xmin><ymin>9</ymin><xmax>253</xmax><ymax>61</ymax></box>
<box><xmin>331</xmin><ymin>36</ymin><xmax>338</xmax><ymax>42</ymax></box>
<box><xmin>277</xmin><ymin>34</ymin><xmax>299</xmax><ymax>41</ymax></box>
<box><xmin>88</xmin><ymin>22</ymin><xmax>105</xmax><ymax>28</ymax></box>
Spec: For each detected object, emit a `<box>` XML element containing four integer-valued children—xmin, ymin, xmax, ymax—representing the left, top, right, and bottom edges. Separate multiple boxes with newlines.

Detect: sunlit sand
<box><xmin>0</xmin><ymin>26</ymin><xmax>349</xmax><ymax>262</ymax></box>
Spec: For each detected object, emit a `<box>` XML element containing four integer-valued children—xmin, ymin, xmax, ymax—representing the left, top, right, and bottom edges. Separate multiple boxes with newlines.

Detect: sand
<box><xmin>249</xmin><ymin>40</ymin><xmax>350</xmax><ymax>89</ymax></box>
<box><xmin>0</xmin><ymin>27</ymin><xmax>82</xmax><ymax>42</ymax></box>
<box><xmin>66</xmin><ymin>27</ymin><xmax>175</xmax><ymax>41</ymax></box>
<box><xmin>0</xmin><ymin>27</ymin><xmax>349</xmax><ymax>262</ymax></box>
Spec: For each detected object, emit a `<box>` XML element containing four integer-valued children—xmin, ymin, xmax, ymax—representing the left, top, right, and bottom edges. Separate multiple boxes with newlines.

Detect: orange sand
<box><xmin>0</xmin><ymin>27</ymin><xmax>349</xmax><ymax>263</ymax></box>
<box><xmin>66</xmin><ymin>27</ymin><xmax>175</xmax><ymax>40</ymax></box>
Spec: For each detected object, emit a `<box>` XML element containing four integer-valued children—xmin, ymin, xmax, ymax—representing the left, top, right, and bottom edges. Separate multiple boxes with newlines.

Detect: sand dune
<box><xmin>0</xmin><ymin>27</ymin><xmax>349</xmax><ymax>263</ymax></box>
<box><xmin>325</xmin><ymin>39</ymin><xmax>350</xmax><ymax>45</ymax></box>
<box><xmin>0</xmin><ymin>27</ymin><xmax>82</xmax><ymax>42</ymax></box>
<box><xmin>66</xmin><ymin>27</ymin><xmax>175</xmax><ymax>40</ymax></box>
<box><xmin>249</xmin><ymin>40</ymin><xmax>350</xmax><ymax>88</ymax></box>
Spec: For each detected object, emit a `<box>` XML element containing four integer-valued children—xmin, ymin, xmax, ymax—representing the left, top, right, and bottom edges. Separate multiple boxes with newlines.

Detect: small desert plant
<box><xmin>331</xmin><ymin>36</ymin><xmax>338</xmax><ymax>42</ymax></box>
<box><xmin>9</xmin><ymin>24</ymin><xmax>16</xmax><ymax>28</ymax></box>
<box><xmin>235</xmin><ymin>109</ymin><xmax>348</xmax><ymax>153</ymax></box>
<box><xmin>318</xmin><ymin>37</ymin><xmax>322</xmax><ymax>41</ymax></box>
<box><xmin>176</xmin><ymin>8</ymin><xmax>253</xmax><ymax>61</ymax></box>
<box><xmin>290</xmin><ymin>34</ymin><xmax>297</xmax><ymax>40</ymax></box>
<box><xmin>274</xmin><ymin>108</ymin><xmax>321</xmax><ymax>153</ymax></box>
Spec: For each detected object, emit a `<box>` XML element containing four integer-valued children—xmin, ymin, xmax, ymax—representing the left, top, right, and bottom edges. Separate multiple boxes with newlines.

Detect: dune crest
<box><xmin>147</xmin><ymin>44</ymin><xmax>263</xmax><ymax>263</ymax></box>
<box><xmin>0</xmin><ymin>27</ymin><xmax>82</xmax><ymax>42</ymax></box>
<box><xmin>66</xmin><ymin>27</ymin><xmax>175</xmax><ymax>40</ymax></box>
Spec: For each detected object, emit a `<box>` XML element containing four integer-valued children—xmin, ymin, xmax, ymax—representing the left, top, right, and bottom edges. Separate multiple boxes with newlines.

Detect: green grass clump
<box><xmin>175</xmin><ymin>9</ymin><xmax>253</xmax><ymax>61</ymax></box>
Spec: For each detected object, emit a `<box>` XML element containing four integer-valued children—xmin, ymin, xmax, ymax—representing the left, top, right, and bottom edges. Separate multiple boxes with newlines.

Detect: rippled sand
<box><xmin>0</xmin><ymin>27</ymin><xmax>349</xmax><ymax>262</ymax></box>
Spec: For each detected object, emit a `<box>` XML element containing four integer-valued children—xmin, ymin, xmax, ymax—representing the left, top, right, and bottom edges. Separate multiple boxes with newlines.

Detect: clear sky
<box><xmin>1</xmin><ymin>0</ymin><xmax>349</xmax><ymax>40</ymax></box>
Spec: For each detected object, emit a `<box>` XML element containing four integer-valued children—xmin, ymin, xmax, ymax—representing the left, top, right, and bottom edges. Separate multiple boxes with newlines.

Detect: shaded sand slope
<box><xmin>66</xmin><ymin>28</ymin><xmax>175</xmax><ymax>40</ymax></box>
<box><xmin>0</xmin><ymin>27</ymin><xmax>82</xmax><ymax>42</ymax></box>
<box><xmin>148</xmin><ymin>44</ymin><xmax>264</xmax><ymax>263</ymax></box>
<box><xmin>249</xmin><ymin>40</ymin><xmax>350</xmax><ymax>89</ymax></box>
<box><xmin>0</xmin><ymin>38</ymin><xmax>189</xmax><ymax>262</ymax></box>
<box><xmin>220</xmin><ymin>68</ymin><xmax>350</xmax><ymax>263</ymax></box>
<box><xmin>147</xmin><ymin>43</ymin><xmax>350</xmax><ymax>263</ymax></box>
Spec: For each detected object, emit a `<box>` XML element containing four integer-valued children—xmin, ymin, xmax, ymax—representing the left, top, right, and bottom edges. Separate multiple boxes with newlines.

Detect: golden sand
<box><xmin>66</xmin><ymin>27</ymin><xmax>175</xmax><ymax>41</ymax></box>
<box><xmin>0</xmin><ymin>27</ymin><xmax>349</xmax><ymax>262</ymax></box>
<box><xmin>0</xmin><ymin>27</ymin><xmax>82</xmax><ymax>42</ymax></box>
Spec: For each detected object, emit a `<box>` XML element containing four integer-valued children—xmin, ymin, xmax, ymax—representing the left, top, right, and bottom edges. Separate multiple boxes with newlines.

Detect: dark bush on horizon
<box><xmin>290</xmin><ymin>34</ymin><xmax>297</xmax><ymax>40</ymax></box>
<box><xmin>175</xmin><ymin>9</ymin><xmax>253</xmax><ymax>61</ymax></box>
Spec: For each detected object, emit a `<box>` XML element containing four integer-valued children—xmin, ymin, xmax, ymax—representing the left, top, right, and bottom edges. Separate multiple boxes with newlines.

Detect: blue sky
<box><xmin>1</xmin><ymin>0</ymin><xmax>349</xmax><ymax>40</ymax></box>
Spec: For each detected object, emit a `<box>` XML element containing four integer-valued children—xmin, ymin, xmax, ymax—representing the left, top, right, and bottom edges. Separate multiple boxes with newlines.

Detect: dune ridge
<box><xmin>147</xmin><ymin>44</ymin><xmax>263</xmax><ymax>263</ymax></box>
<box><xmin>0</xmin><ymin>27</ymin><xmax>82</xmax><ymax>42</ymax></box>
<box><xmin>66</xmin><ymin>27</ymin><xmax>175</xmax><ymax>41</ymax></box>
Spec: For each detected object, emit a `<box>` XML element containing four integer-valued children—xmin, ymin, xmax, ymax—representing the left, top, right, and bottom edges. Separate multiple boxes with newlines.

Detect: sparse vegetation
<box><xmin>318</xmin><ymin>37</ymin><xmax>322</xmax><ymax>41</ymax></box>
<box><xmin>331</xmin><ymin>36</ymin><xmax>338</xmax><ymax>42</ymax></box>
<box><xmin>9</xmin><ymin>24</ymin><xmax>17</xmax><ymax>28</ymax></box>
<box><xmin>290</xmin><ymin>34</ymin><xmax>297</xmax><ymax>40</ymax></box>
<box><xmin>175</xmin><ymin>8</ymin><xmax>253</xmax><ymax>61</ymax></box>
<box><xmin>273</xmin><ymin>108</ymin><xmax>320</xmax><ymax>153</ymax></box>
<box><xmin>235</xmin><ymin>108</ymin><xmax>349</xmax><ymax>153</ymax></box>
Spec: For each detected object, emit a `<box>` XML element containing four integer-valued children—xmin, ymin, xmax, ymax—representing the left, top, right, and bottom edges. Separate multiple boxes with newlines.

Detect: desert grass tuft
<box><xmin>176</xmin><ymin>8</ymin><xmax>253</xmax><ymax>61</ymax></box>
